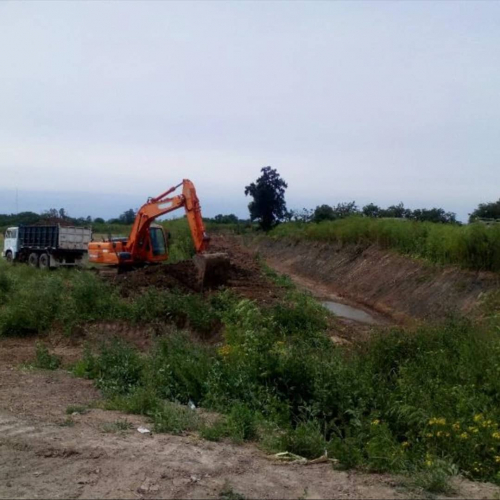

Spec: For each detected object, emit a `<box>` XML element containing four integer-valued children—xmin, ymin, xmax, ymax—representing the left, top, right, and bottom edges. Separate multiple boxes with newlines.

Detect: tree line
<box><xmin>244</xmin><ymin>166</ymin><xmax>500</xmax><ymax>230</ymax></box>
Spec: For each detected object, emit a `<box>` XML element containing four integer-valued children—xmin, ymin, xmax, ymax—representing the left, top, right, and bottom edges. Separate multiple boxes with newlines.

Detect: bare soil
<box><xmin>252</xmin><ymin>237</ymin><xmax>500</xmax><ymax>322</ymax></box>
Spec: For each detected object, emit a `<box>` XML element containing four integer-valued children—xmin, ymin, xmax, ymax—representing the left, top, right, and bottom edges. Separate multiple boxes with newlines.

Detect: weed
<box><xmin>66</xmin><ymin>405</ymin><xmax>88</xmax><ymax>415</ymax></box>
<box><xmin>60</xmin><ymin>417</ymin><xmax>75</xmax><ymax>427</ymax></box>
<box><xmin>101</xmin><ymin>419</ymin><xmax>132</xmax><ymax>433</ymax></box>
<box><xmin>153</xmin><ymin>402</ymin><xmax>199</xmax><ymax>434</ymax></box>
<box><xmin>33</xmin><ymin>342</ymin><xmax>61</xmax><ymax>370</ymax></box>
<box><xmin>219</xmin><ymin>481</ymin><xmax>246</xmax><ymax>500</ymax></box>
<box><xmin>412</xmin><ymin>459</ymin><xmax>458</xmax><ymax>495</ymax></box>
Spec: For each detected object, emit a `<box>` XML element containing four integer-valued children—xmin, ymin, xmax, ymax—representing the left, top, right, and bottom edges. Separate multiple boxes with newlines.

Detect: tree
<box><xmin>213</xmin><ymin>214</ymin><xmax>239</xmax><ymax>224</ymax></box>
<box><xmin>469</xmin><ymin>199</ymin><xmax>500</xmax><ymax>222</ymax></box>
<box><xmin>119</xmin><ymin>209</ymin><xmax>136</xmax><ymax>224</ymax></box>
<box><xmin>94</xmin><ymin>217</ymin><xmax>105</xmax><ymax>224</ymax></box>
<box><xmin>245</xmin><ymin>166</ymin><xmax>288</xmax><ymax>231</ymax></box>
<box><xmin>411</xmin><ymin>208</ymin><xmax>457</xmax><ymax>224</ymax></box>
<box><xmin>381</xmin><ymin>202</ymin><xmax>412</xmax><ymax>219</ymax></box>
<box><xmin>362</xmin><ymin>203</ymin><xmax>382</xmax><ymax>218</ymax></box>
<box><xmin>312</xmin><ymin>204</ymin><xmax>335</xmax><ymax>223</ymax></box>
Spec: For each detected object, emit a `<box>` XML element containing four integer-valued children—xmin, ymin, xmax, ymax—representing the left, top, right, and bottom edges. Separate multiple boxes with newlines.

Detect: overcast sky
<box><xmin>0</xmin><ymin>1</ymin><xmax>499</xmax><ymax>221</ymax></box>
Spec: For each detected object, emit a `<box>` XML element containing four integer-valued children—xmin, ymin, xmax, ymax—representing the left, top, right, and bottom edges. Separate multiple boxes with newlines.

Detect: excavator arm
<box><xmin>127</xmin><ymin>179</ymin><xmax>209</xmax><ymax>258</ymax></box>
<box><xmin>88</xmin><ymin>179</ymin><xmax>229</xmax><ymax>288</ymax></box>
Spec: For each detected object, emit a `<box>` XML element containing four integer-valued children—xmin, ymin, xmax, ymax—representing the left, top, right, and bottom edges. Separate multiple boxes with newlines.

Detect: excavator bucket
<box><xmin>193</xmin><ymin>252</ymin><xmax>231</xmax><ymax>289</ymax></box>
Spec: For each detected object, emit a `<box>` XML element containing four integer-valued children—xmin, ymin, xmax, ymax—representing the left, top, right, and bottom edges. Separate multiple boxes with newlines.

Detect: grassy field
<box><xmin>270</xmin><ymin>218</ymin><xmax>500</xmax><ymax>272</ymax></box>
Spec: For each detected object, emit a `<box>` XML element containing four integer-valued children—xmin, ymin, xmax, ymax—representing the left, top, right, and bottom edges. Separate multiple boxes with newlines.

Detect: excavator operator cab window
<box><xmin>149</xmin><ymin>227</ymin><xmax>167</xmax><ymax>256</ymax></box>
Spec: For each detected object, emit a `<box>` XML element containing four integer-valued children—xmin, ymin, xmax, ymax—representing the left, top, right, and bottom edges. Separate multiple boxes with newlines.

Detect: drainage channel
<box><xmin>322</xmin><ymin>301</ymin><xmax>380</xmax><ymax>325</ymax></box>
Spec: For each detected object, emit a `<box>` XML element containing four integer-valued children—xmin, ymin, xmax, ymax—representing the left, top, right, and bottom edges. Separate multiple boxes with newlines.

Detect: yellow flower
<box><xmin>474</xmin><ymin>414</ymin><xmax>484</xmax><ymax>423</ymax></box>
<box><xmin>495</xmin><ymin>456</ymin><xmax>500</xmax><ymax>464</ymax></box>
<box><xmin>218</xmin><ymin>345</ymin><xmax>232</xmax><ymax>357</ymax></box>
<box><xmin>459</xmin><ymin>432</ymin><xmax>469</xmax><ymax>440</ymax></box>
<box><xmin>425</xmin><ymin>433</ymin><xmax>433</xmax><ymax>438</ymax></box>
<box><xmin>453</xmin><ymin>422</ymin><xmax>461</xmax><ymax>431</ymax></box>
<box><xmin>436</xmin><ymin>431</ymin><xmax>443</xmax><ymax>437</ymax></box>
<box><xmin>426</xmin><ymin>460</ymin><xmax>433</xmax><ymax>467</ymax></box>
<box><xmin>371</xmin><ymin>419</ymin><xmax>380</xmax><ymax>426</ymax></box>
<box><xmin>401</xmin><ymin>442</ymin><xmax>410</xmax><ymax>448</ymax></box>
<box><xmin>492</xmin><ymin>432</ymin><xmax>500</xmax><ymax>440</ymax></box>
<box><xmin>445</xmin><ymin>432</ymin><xmax>451</xmax><ymax>438</ymax></box>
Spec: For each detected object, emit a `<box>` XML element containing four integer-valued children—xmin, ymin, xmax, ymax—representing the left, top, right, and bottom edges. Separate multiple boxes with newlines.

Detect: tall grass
<box><xmin>270</xmin><ymin>218</ymin><xmax>500</xmax><ymax>272</ymax></box>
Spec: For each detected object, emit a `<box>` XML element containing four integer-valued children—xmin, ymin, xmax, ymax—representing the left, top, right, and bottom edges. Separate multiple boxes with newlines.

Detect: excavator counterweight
<box><xmin>88</xmin><ymin>180</ymin><xmax>230</xmax><ymax>288</ymax></box>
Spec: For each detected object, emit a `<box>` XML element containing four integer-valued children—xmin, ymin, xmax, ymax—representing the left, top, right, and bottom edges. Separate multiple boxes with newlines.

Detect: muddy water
<box><xmin>323</xmin><ymin>301</ymin><xmax>379</xmax><ymax>325</ymax></box>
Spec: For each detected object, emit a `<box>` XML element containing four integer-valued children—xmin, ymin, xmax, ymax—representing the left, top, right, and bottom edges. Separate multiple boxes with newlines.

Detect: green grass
<box><xmin>270</xmin><ymin>218</ymin><xmax>500</xmax><ymax>272</ymax></box>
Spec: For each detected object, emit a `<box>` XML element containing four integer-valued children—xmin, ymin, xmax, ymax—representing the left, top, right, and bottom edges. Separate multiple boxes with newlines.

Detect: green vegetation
<box><xmin>68</xmin><ymin>289</ymin><xmax>500</xmax><ymax>484</ymax></box>
<box><xmin>33</xmin><ymin>342</ymin><xmax>61</xmax><ymax>370</ymax></box>
<box><xmin>101</xmin><ymin>419</ymin><xmax>132</xmax><ymax>433</ymax></box>
<box><xmin>3</xmin><ymin>218</ymin><xmax>500</xmax><ymax>488</ymax></box>
<box><xmin>270</xmin><ymin>217</ymin><xmax>500</xmax><ymax>272</ymax></box>
<box><xmin>0</xmin><ymin>259</ymin><xmax>225</xmax><ymax>337</ymax></box>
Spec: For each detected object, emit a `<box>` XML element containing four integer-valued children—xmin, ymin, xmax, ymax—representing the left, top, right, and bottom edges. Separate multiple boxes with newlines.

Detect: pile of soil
<box><xmin>110</xmin><ymin>235</ymin><xmax>282</xmax><ymax>306</ymax></box>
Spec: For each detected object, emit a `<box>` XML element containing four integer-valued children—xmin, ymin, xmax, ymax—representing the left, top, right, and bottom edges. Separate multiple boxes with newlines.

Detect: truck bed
<box><xmin>19</xmin><ymin>226</ymin><xmax>91</xmax><ymax>251</ymax></box>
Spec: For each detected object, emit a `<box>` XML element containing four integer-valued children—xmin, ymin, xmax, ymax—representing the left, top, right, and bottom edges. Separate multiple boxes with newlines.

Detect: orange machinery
<box><xmin>88</xmin><ymin>179</ymin><xmax>228</xmax><ymax>285</ymax></box>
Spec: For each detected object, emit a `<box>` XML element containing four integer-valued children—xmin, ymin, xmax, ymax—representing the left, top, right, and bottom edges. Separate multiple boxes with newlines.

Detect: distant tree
<box><xmin>41</xmin><ymin>208</ymin><xmax>60</xmax><ymax>219</ymax></box>
<box><xmin>312</xmin><ymin>204</ymin><xmax>335</xmax><ymax>223</ymax></box>
<box><xmin>213</xmin><ymin>214</ymin><xmax>239</xmax><ymax>224</ymax></box>
<box><xmin>411</xmin><ymin>208</ymin><xmax>457</xmax><ymax>224</ymax></box>
<box><xmin>289</xmin><ymin>208</ymin><xmax>313</xmax><ymax>223</ymax></box>
<box><xmin>94</xmin><ymin>217</ymin><xmax>105</xmax><ymax>224</ymax></box>
<box><xmin>58</xmin><ymin>208</ymin><xmax>67</xmax><ymax>220</ymax></box>
<box><xmin>469</xmin><ymin>199</ymin><xmax>500</xmax><ymax>222</ymax></box>
<box><xmin>362</xmin><ymin>203</ymin><xmax>382</xmax><ymax>218</ymax></box>
<box><xmin>119</xmin><ymin>209</ymin><xmax>136</xmax><ymax>225</ymax></box>
<box><xmin>381</xmin><ymin>202</ymin><xmax>412</xmax><ymax>219</ymax></box>
<box><xmin>332</xmin><ymin>201</ymin><xmax>359</xmax><ymax>219</ymax></box>
<box><xmin>245</xmin><ymin>166</ymin><xmax>288</xmax><ymax>231</ymax></box>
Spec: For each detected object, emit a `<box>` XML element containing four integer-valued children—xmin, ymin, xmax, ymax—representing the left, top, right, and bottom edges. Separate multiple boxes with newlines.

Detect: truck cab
<box><xmin>2</xmin><ymin>227</ymin><xmax>19</xmax><ymax>262</ymax></box>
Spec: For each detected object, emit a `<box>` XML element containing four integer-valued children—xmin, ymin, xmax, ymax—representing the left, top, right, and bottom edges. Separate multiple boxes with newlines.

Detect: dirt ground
<box><xmin>2</xmin><ymin>238</ymin><xmax>500</xmax><ymax>498</ymax></box>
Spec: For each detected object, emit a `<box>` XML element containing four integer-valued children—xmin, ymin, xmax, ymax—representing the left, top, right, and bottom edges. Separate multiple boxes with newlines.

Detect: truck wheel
<box><xmin>39</xmin><ymin>253</ymin><xmax>50</xmax><ymax>269</ymax></box>
<box><xmin>5</xmin><ymin>251</ymin><xmax>13</xmax><ymax>263</ymax></box>
<box><xmin>28</xmin><ymin>253</ymin><xmax>39</xmax><ymax>268</ymax></box>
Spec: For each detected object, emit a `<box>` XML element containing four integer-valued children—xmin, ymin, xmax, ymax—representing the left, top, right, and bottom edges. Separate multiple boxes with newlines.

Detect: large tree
<box><xmin>469</xmin><ymin>199</ymin><xmax>500</xmax><ymax>222</ymax></box>
<box><xmin>245</xmin><ymin>166</ymin><xmax>288</xmax><ymax>231</ymax></box>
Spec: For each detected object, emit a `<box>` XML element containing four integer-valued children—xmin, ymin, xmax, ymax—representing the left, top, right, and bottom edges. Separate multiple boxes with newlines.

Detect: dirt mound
<box><xmin>109</xmin><ymin>235</ymin><xmax>282</xmax><ymax>306</ymax></box>
<box><xmin>114</xmin><ymin>260</ymin><xmax>201</xmax><ymax>295</ymax></box>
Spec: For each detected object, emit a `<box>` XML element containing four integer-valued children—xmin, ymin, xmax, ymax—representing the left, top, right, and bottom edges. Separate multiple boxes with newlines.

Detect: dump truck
<box><xmin>2</xmin><ymin>225</ymin><xmax>92</xmax><ymax>268</ymax></box>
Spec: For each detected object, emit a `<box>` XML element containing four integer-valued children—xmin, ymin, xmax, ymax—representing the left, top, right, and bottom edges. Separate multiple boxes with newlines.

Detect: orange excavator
<box><xmin>88</xmin><ymin>179</ymin><xmax>229</xmax><ymax>287</ymax></box>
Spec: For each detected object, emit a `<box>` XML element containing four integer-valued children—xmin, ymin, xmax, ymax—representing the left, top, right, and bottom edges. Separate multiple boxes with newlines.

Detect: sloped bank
<box><xmin>251</xmin><ymin>237</ymin><xmax>500</xmax><ymax>321</ymax></box>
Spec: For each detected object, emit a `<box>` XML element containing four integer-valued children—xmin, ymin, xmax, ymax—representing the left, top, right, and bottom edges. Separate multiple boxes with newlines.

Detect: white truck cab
<box><xmin>3</xmin><ymin>227</ymin><xmax>18</xmax><ymax>262</ymax></box>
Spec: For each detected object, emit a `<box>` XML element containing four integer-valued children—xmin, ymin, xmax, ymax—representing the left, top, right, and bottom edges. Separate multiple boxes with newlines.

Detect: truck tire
<box><xmin>28</xmin><ymin>252</ymin><xmax>39</xmax><ymax>268</ymax></box>
<box><xmin>39</xmin><ymin>253</ymin><xmax>50</xmax><ymax>269</ymax></box>
<box><xmin>5</xmin><ymin>251</ymin><xmax>13</xmax><ymax>263</ymax></box>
